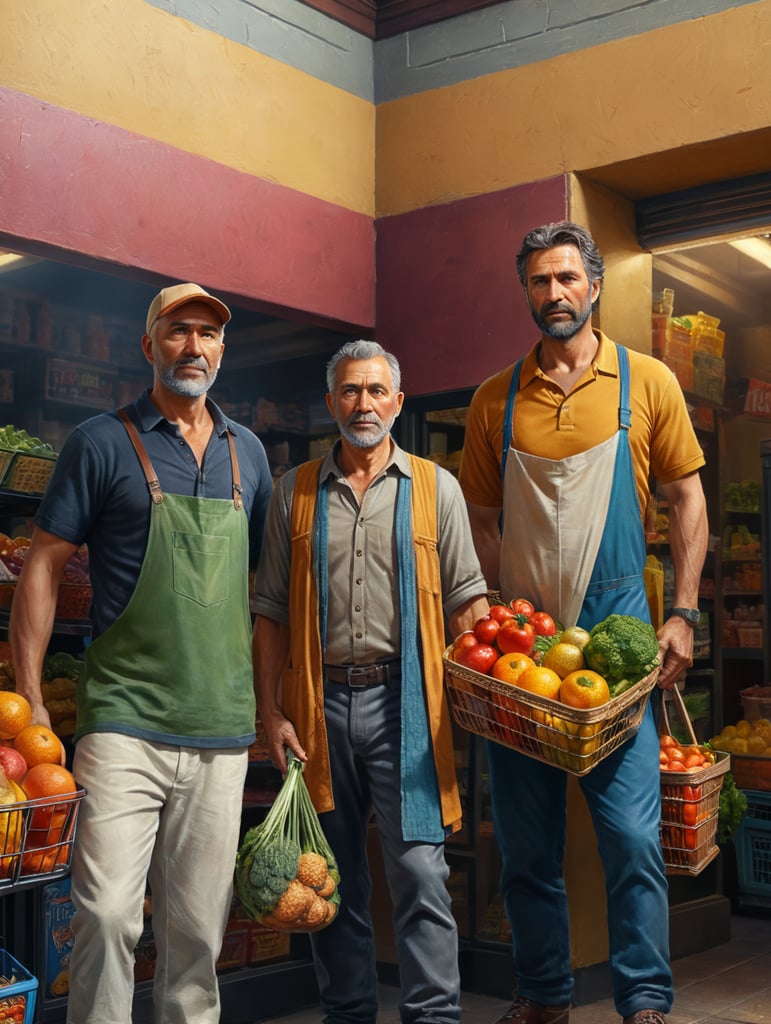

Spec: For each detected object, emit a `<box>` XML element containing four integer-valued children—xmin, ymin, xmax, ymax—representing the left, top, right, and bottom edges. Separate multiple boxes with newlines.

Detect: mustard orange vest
<box><xmin>282</xmin><ymin>454</ymin><xmax>461</xmax><ymax>833</ymax></box>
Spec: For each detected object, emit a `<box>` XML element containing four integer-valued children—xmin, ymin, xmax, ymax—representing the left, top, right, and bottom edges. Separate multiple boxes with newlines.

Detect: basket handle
<box><xmin>660</xmin><ymin>685</ymin><xmax>698</xmax><ymax>747</ymax></box>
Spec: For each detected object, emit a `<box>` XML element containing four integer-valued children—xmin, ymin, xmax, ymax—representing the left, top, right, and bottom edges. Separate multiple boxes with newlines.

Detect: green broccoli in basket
<box><xmin>583</xmin><ymin>614</ymin><xmax>660</xmax><ymax>697</ymax></box>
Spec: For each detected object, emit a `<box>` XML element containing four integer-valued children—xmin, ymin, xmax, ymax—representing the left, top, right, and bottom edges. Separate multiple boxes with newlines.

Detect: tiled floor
<box><xmin>256</xmin><ymin>912</ymin><xmax>771</xmax><ymax>1023</ymax></box>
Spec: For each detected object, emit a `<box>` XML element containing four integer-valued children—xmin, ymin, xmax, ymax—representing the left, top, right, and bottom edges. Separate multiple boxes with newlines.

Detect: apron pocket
<box><xmin>172</xmin><ymin>531</ymin><xmax>230</xmax><ymax>607</ymax></box>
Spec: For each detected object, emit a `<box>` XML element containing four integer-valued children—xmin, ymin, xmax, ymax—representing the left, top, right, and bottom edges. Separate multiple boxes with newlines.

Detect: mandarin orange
<box><xmin>0</xmin><ymin>691</ymin><xmax>32</xmax><ymax>740</ymax></box>
<box><xmin>13</xmin><ymin>724</ymin><xmax>64</xmax><ymax>768</ymax></box>
<box><xmin>516</xmin><ymin>665</ymin><xmax>562</xmax><ymax>700</ymax></box>
<box><xmin>491</xmin><ymin>653</ymin><xmax>536</xmax><ymax>686</ymax></box>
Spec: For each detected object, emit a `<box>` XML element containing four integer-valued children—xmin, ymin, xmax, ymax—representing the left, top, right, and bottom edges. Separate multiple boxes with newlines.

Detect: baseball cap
<box><xmin>145</xmin><ymin>283</ymin><xmax>231</xmax><ymax>334</ymax></box>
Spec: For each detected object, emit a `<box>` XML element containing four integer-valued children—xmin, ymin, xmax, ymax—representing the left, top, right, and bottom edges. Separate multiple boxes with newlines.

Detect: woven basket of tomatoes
<box><xmin>443</xmin><ymin>603</ymin><xmax>660</xmax><ymax>776</ymax></box>
<box><xmin>659</xmin><ymin>686</ymin><xmax>730</xmax><ymax>876</ymax></box>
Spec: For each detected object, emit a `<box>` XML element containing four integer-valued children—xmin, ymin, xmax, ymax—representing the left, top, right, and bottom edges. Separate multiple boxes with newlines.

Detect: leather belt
<box><xmin>324</xmin><ymin>660</ymin><xmax>401</xmax><ymax>688</ymax></box>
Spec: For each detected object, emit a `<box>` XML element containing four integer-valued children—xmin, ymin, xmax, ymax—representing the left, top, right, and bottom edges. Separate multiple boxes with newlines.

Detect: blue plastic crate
<box><xmin>736</xmin><ymin>790</ymin><xmax>771</xmax><ymax>899</ymax></box>
<box><xmin>0</xmin><ymin>948</ymin><xmax>38</xmax><ymax>1024</ymax></box>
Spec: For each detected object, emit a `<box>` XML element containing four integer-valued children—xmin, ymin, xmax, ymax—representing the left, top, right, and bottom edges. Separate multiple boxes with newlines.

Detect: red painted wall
<box><xmin>375</xmin><ymin>178</ymin><xmax>567</xmax><ymax>395</ymax></box>
<box><xmin>0</xmin><ymin>87</ymin><xmax>374</xmax><ymax>331</ymax></box>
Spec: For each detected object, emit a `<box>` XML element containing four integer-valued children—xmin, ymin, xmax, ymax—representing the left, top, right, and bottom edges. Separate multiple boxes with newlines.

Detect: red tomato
<box><xmin>682</xmin><ymin>803</ymin><xmax>697</xmax><ymax>827</ymax></box>
<box><xmin>664</xmin><ymin>760</ymin><xmax>686</xmax><ymax>772</ymax></box>
<box><xmin>496</xmin><ymin>617</ymin><xmax>536</xmax><ymax>657</ymax></box>
<box><xmin>682</xmin><ymin>785</ymin><xmax>702</xmax><ymax>802</ymax></box>
<box><xmin>683</xmin><ymin>828</ymin><xmax>697</xmax><ymax>850</ymax></box>
<box><xmin>530</xmin><ymin>611</ymin><xmax>557</xmax><ymax>637</ymax></box>
<box><xmin>473</xmin><ymin>616</ymin><xmax>501</xmax><ymax>645</ymax></box>
<box><xmin>455</xmin><ymin>642</ymin><xmax>499</xmax><ymax>675</ymax></box>
<box><xmin>453</xmin><ymin>632</ymin><xmax>478</xmax><ymax>658</ymax></box>
<box><xmin>488</xmin><ymin>604</ymin><xmax>516</xmax><ymax>624</ymax></box>
<box><xmin>509</xmin><ymin>598</ymin><xmax>535</xmax><ymax>617</ymax></box>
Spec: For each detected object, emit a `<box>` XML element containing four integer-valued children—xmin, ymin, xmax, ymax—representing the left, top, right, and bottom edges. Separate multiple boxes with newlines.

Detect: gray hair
<box><xmin>325</xmin><ymin>340</ymin><xmax>402</xmax><ymax>394</ymax></box>
<box><xmin>516</xmin><ymin>221</ymin><xmax>605</xmax><ymax>291</ymax></box>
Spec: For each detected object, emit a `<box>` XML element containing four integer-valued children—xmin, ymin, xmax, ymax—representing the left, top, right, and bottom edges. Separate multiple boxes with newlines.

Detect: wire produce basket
<box><xmin>443</xmin><ymin>647</ymin><xmax>659</xmax><ymax>776</ymax></box>
<box><xmin>1</xmin><ymin>453</ymin><xmax>56</xmax><ymax>495</ymax></box>
<box><xmin>660</xmin><ymin>687</ymin><xmax>730</xmax><ymax>876</ymax></box>
<box><xmin>0</xmin><ymin>787</ymin><xmax>86</xmax><ymax>892</ymax></box>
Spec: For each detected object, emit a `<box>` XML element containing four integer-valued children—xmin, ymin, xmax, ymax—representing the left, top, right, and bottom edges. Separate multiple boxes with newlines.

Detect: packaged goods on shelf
<box><xmin>693</xmin><ymin>351</ymin><xmax>725</xmax><ymax>404</ymax></box>
<box><xmin>688</xmin><ymin>311</ymin><xmax>725</xmax><ymax>358</ymax></box>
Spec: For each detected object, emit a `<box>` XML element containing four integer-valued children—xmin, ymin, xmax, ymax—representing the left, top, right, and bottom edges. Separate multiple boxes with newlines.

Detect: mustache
<box><xmin>542</xmin><ymin>301</ymin><xmax>576</xmax><ymax>316</ymax></box>
<box><xmin>347</xmin><ymin>413</ymin><xmax>382</xmax><ymax>426</ymax></box>
<box><xmin>174</xmin><ymin>357</ymin><xmax>209</xmax><ymax>371</ymax></box>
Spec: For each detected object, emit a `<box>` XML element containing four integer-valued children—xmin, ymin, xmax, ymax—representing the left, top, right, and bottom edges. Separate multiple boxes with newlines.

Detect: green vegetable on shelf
<box><xmin>0</xmin><ymin>423</ymin><xmax>55</xmax><ymax>455</ymax></box>
<box><xmin>717</xmin><ymin>772</ymin><xmax>747</xmax><ymax>845</ymax></box>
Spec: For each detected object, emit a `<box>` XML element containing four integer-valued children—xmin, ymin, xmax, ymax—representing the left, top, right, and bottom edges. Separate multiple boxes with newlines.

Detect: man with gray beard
<box><xmin>252</xmin><ymin>340</ymin><xmax>488</xmax><ymax>1024</ymax></box>
<box><xmin>11</xmin><ymin>283</ymin><xmax>273</xmax><ymax>1023</ymax></box>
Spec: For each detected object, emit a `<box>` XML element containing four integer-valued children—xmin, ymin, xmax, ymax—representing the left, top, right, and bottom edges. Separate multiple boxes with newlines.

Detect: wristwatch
<box><xmin>670</xmin><ymin>607</ymin><xmax>700</xmax><ymax>627</ymax></box>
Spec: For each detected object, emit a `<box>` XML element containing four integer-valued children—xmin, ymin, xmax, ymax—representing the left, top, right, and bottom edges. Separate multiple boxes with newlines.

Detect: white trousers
<box><xmin>66</xmin><ymin>733</ymin><xmax>248</xmax><ymax>1024</ymax></box>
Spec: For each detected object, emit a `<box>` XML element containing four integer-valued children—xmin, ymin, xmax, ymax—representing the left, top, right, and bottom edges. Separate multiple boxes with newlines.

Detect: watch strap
<box><xmin>671</xmin><ymin>607</ymin><xmax>700</xmax><ymax>626</ymax></box>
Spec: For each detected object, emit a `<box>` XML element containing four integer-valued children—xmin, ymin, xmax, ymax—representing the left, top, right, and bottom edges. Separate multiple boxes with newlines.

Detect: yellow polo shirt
<box><xmin>459</xmin><ymin>331</ymin><xmax>705</xmax><ymax>521</ymax></box>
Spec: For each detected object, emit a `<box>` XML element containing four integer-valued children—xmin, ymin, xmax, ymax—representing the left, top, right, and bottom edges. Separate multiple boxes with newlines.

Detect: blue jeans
<box><xmin>311</xmin><ymin>677</ymin><xmax>461</xmax><ymax>1024</ymax></box>
<box><xmin>487</xmin><ymin>701</ymin><xmax>673</xmax><ymax>1017</ymax></box>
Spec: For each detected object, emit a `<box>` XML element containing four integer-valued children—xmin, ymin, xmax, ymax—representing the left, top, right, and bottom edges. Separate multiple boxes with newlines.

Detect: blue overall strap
<box><xmin>579</xmin><ymin>343</ymin><xmax>650</xmax><ymax>629</ymax></box>
<box><xmin>396</xmin><ymin>473</ymin><xmax>444</xmax><ymax>842</ymax></box>
<box><xmin>501</xmin><ymin>360</ymin><xmax>524</xmax><ymax>487</ymax></box>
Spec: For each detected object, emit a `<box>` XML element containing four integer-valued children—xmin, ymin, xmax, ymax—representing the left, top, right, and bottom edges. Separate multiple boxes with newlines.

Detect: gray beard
<box><xmin>159</xmin><ymin>363</ymin><xmax>219</xmax><ymax>397</ymax></box>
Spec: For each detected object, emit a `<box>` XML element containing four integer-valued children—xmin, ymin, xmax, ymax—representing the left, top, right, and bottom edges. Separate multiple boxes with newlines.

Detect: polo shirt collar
<box><xmin>519</xmin><ymin>328</ymin><xmax>616</xmax><ymax>388</ymax></box>
<box><xmin>132</xmin><ymin>388</ymin><xmax>231</xmax><ymax>437</ymax></box>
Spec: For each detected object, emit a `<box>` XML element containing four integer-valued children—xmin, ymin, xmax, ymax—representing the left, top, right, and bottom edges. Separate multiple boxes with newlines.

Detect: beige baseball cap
<box><xmin>145</xmin><ymin>283</ymin><xmax>231</xmax><ymax>334</ymax></box>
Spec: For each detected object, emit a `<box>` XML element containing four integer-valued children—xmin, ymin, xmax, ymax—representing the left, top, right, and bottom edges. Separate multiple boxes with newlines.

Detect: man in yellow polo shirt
<box><xmin>459</xmin><ymin>221</ymin><xmax>708</xmax><ymax>1024</ymax></box>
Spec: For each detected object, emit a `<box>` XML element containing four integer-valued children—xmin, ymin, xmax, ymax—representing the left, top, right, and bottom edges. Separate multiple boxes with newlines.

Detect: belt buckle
<box><xmin>347</xmin><ymin>665</ymin><xmax>376</xmax><ymax>688</ymax></box>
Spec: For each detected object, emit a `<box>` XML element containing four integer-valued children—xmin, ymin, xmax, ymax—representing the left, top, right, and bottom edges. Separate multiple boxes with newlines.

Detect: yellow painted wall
<box><xmin>376</xmin><ymin>2</ymin><xmax>771</xmax><ymax>216</ymax></box>
<box><xmin>0</xmin><ymin>0</ymin><xmax>374</xmax><ymax>216</ymax></box>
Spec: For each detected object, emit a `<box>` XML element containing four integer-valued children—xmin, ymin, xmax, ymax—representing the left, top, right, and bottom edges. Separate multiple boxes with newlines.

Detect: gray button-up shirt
<box><xmin>252</xmin><ymin>440</ymin><xmax>486</xmax><ymax>665</ymax></box>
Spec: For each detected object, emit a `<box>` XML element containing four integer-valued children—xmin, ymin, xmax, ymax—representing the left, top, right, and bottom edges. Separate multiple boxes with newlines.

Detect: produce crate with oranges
<box><xmin>709</xmin><ymin>695</ymin><xmax>771</xmax><ymax>793</ymax></box>
<box><xmin>659</xmin><ymin>686</ymin><xmax>730</xmax><ymax>876</ymax></box>
<box><xmin>444</xmin><ymin>606</ymin><xmax>660</xmax><ymax>776</ymax></box>
<box><xmin>0</xmin><ymin>691</ymin><xmax>84</xmax><ymax>890</ymax></box>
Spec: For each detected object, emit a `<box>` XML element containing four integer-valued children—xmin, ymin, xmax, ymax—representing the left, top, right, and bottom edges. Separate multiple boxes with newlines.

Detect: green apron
<box><xmin>75</xmin><ymin>409</ymin><xmax>256</xmax><ymax>746</ymax></box>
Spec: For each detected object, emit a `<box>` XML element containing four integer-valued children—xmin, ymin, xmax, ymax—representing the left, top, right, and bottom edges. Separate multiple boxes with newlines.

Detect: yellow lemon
<box><xmin>542</xmin><ymin>643</ymin><xmax>586</xmax><ymax>679</ymax></box>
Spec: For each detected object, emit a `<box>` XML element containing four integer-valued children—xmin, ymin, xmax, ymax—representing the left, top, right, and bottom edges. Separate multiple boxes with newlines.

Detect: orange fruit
<box><xmin>491</xmin><ymin>653</ymin><xmax>536</xmax><ymax>685</ymax></box>
<box><xmin>21</xmin><ymin>763</ymin><xmax>77</xmax><ymax>833</ymax></box>
<box><xmin>559</xmin><ymin>670</ymin><xmax>610</xmax><ymax>709</ymax></box>
<box><xmin>0</xmin><ymin>691</ymin><xmax>32</xmax><ymax>740</ymax></box>
<box><xmin>0</xmin><ymin>776</ymin><xmax>24</xmax><ymax>878</ymax></box>
<box><xmin>13</xmin><ymin>724</ymin><xmax>64</xmax><ymax>768</ymax></box>
<box><xmin>516</xmin><ymin>665</ymin><xmax>562</xmax><ymax>700</ymax></box>
<box><xmin>541</xmin><ymin>642</ymin><xmax>586</xmax><ymax>679</ymax></box>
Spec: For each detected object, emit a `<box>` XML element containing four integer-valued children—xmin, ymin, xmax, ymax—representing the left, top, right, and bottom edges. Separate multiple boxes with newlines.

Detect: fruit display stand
<box><xmin>0</xmin><ymin>947</ymin><xmax>38</xmax><ymax>1024</ymax></box>
<box><xmin>734</xmin><ymin>790</ymin><xmax>771</xmax><ymax>906</ymax></box>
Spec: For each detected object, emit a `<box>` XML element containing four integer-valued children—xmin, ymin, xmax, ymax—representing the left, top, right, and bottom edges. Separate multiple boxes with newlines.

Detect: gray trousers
<box><xmin>311</xmin><ymin>676</ymin><xmax>461</xmax><ymax>1024</ymax></box>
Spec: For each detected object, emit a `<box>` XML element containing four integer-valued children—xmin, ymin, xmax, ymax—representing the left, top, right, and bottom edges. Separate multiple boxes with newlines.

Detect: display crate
<box><xmin>0</xmin><ymin>948</ymin><xmax>38</xmax><ymax>1024</ymax></box>
<box><xmin>443</xmin><ymin>648</ymin><xmax>658</xmax><ymax>776</ymax></box>
<box><xmin>736</xmin><ymin>790</ymin><xmax>771</xmax><ymax>899</ymax></box>
<box><xmin>0</xmin><ymin>449</ymin><xmax>14</xmax><ymax>483</ymax></box>
<box><xmin>731</xmin><ymin>754</ymin><xmax>771</xmax><ymax>793</ymax></box>
<box><xmin>1</xmin><ymin>452</ymin><xmax>56</xmax><ymax>494</ymax></box>
<box><xmin>741</xmin><ymin>686</ymin><xmax>771</xmax><ymax>722</ymax></box>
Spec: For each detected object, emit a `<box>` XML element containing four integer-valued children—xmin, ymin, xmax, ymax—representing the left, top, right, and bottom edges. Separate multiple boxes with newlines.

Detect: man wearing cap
<box><xmin>10</xmin><ymin>283</ymin><xmax>273</xmax><ymax>1023</ymax></box>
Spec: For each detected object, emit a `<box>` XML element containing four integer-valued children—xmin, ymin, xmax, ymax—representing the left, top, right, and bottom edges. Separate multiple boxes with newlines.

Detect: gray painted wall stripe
<box><xmin>147</xmin><ymin>0</ymin><xmax>762</xmax><ymax>105</ymax></box>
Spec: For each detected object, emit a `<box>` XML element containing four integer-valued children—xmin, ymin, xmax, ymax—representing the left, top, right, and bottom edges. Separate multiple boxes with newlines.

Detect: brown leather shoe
<box><xmin>494</xmin><ymin>994</ymin><xmax>570</xmax><ymax>1024</ymax></box>
<box><xmin>622</xmin><ymin>1012</ymin><xmax>667</xmax><ymax>1024</ymax></box>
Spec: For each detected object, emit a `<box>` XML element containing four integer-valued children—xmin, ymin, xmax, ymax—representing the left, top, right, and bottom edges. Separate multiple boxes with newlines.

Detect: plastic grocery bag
<box><xmin>234</xmin><ymin>752</ymin><xmax>341</xmax><ymax>932</ymax></box>
<box><xmin>644</xmin><ymin>554</ymin><xmax>665</xmax><ymax>631</ymax></box>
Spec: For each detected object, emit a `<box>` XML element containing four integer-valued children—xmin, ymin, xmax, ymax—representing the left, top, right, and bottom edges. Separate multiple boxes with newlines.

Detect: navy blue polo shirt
<box><xmin>36</xmin><ymin>390</ymin><xmax>273</xmax><ymax>638</ymax></box>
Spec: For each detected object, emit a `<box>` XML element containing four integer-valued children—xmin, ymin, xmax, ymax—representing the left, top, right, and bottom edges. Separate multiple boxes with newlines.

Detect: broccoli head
<box><xmin>583</xmin><ymin>614</ymin><xmax>660</xmax><ymax>695</ymax></box>
<box><xmin>236</xmin><ymin>836</ymin><xmax>300</xmax><ymax>918</ymax></box>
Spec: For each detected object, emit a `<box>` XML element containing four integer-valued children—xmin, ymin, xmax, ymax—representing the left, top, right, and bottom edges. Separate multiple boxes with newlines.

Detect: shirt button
<box><xmin>356</xmin><ymin>578</ymin><xmax>362</xmax><ymax>585</ymax></box>
<box><xmin>356</xmin><ymin>550</ymin><xmax>362</xmax><ymax>557</ymax></box>
<box><xmin>355</xmin><ymin>605</ymin><xmax>361</xmax><ymax>612</ymax></box>
<box><xmin>355</xmin><ymin>632</ymin><xmax>363</xmax><ymax>639</ymax></box>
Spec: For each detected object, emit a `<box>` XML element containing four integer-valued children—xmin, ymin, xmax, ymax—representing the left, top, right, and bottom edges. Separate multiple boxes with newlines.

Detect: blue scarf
<box><xmin>317</xmin><ymin>474</ymin><xmax>444</xmax><ymax>842</ymax></box>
